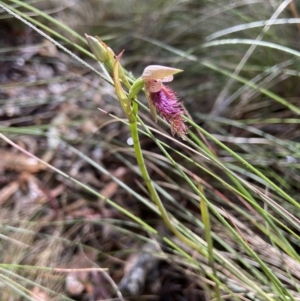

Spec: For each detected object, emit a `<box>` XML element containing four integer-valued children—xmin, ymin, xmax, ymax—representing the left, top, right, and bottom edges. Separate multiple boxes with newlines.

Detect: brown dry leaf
<box><xmin>100</xmin><ymin>167</ymin><xmax>127</xmax><ymax>199</ymax></box>
<box><xmin>102</xmin><ymin>167</ymin><xmax>127</xmax><ymax>181</ymax></box>
<box><xmin>30</xmin><ymin>287</ymin><xmax>49</xmax><ymax>301</ymax></box>
<box><xmin>39</xmin><ymin>39</ymin><xmax>58</xmax><ymax>57</ymax></box>
<box><xmin>49</xmin><ymin>184</ymin><xmax>65</xmax><ymax>199</ymax></box>
<box><xmin>65</xmin><ymin>272</ymin><xmax>86</xmax><ymax>296</ymax></box>
<box><xmin>0</xmin><ymin>151</ymin><xmax>45</xmax><ymax>173</ymax></box>
<box><xmin>64</xmin><ymin>198</ymin><xmax>88</xmax><ymax>214</ymax></box>
<box><xmin>19</xmin><ymin>173</ymin><xmax>48</xmax><ymax>204</ymax></box>
<box><xmin>82</xmin><ymin>120</ymin><xmax>99</xmax><ymax>134</ymax></box>
<box><xmin>68</xmin><ymin>207</ymin><xmax>100</xmax><ymax>219</ymax></box>
<box><xmin>65</xmin><ymin>250</ymin><xmax>98</xmax><ymax>296</ymax></box>
<box><xmin>0</xmin><ymin>181</ymin><xmax>19</xmax><ymax>205</ymax></box>
<box><xmin>100</xmin><ymin>181</ymin><xmax>119</xmax><ymax>200</ymax></box>
<box><xmin>63</xmin><ymin>198</ymin><xmax>100</xmax><ymax>219</ymax></box>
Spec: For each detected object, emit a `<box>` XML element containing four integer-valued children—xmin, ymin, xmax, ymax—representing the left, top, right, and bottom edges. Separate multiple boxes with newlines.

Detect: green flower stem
<box><xmin>112</xmin><ymin>60</ymin><xmax>206</xmax><ymax>255</ymax></box>
<box><xmin>128</xmin><ymin>86</ymin><xmax>207</xmax><ymax>257</ymax></box>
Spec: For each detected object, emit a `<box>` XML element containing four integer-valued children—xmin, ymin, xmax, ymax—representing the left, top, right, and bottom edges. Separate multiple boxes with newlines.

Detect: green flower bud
<box><xmin>85</xmin><ymin>34</ymin><xmax>109</xmax><ymax>63</ymax></box>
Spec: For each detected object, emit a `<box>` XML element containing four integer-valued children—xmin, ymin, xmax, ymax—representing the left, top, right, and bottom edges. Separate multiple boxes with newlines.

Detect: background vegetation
<box><xmin>0</xmin><ymin>0</ymin><xmax>300</xmax><ymax>300</ymax></box>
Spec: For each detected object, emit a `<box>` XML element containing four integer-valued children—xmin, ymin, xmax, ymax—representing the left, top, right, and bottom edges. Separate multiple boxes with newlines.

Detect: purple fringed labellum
<box><xmin>149</xmin><ymin>85</ymin><xmax>187</xmax><ymax>138</ymax></box>
<box><xmin>142</xmin><ymin>65</ymin><xmax>187</xmax><ymax>138</ymax></box>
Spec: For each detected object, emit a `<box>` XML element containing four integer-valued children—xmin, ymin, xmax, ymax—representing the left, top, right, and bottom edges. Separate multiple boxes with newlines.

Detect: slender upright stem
<box><xmin>113</xmin><ymin>62</ymin><xmax>206</xmax><ymax>254</ymax></box>
<box><xmin>129</xmin><ymin>101</ymin><xmax>206</xmax><ymax>256</ymax></box>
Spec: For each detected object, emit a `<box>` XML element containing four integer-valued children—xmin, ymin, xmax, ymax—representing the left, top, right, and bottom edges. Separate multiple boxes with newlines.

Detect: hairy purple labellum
<box><xmin>142</xmin><ymin>65</ymin><xmax>187</xmax><ymax>138</ymax></box>
<box><xmin>149</xmin><ymin>85</ymin><xmax>187</xmax><ymax>138</ymax></box>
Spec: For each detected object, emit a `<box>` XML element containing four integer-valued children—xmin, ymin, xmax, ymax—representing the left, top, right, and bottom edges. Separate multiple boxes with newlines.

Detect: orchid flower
<box><xmin>141</xmin><ymin>65</ymin><xmax>187</xmax><ymax>139</ymax></box>
<box><xmin>86</xmin><ymin>35</ymin><xmax>187</xmax><ymax>138</ymax></box>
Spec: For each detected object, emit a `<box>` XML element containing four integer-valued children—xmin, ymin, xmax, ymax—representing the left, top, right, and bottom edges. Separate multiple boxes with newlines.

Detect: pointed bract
<box><xmin>113</xmin><ymin>51</ymin><xmax>134</xmax><ymax>122</ymax></box>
